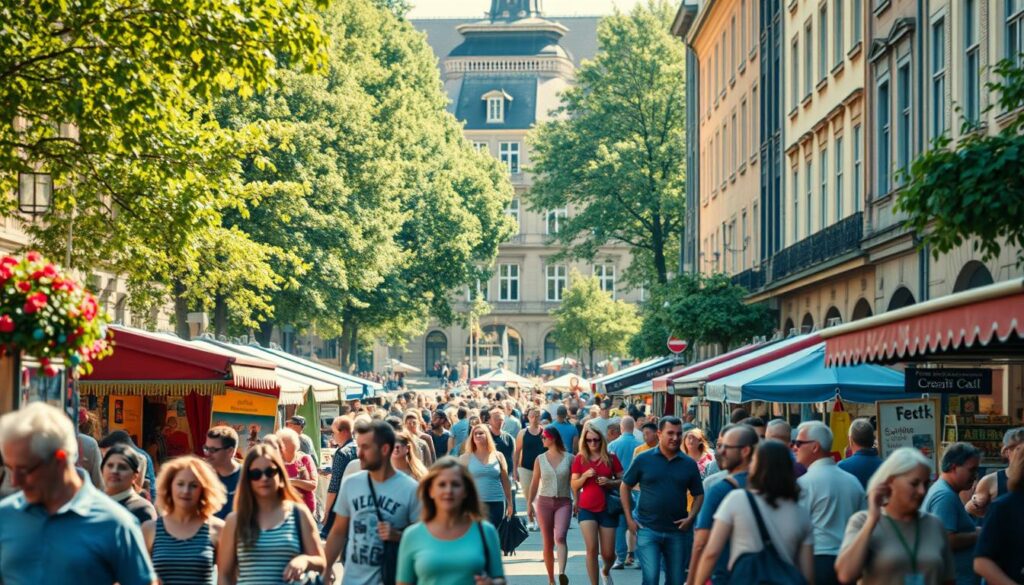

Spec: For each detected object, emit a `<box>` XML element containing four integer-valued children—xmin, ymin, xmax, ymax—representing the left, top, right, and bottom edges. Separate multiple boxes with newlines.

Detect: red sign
<box><xmin>667</xmin><ymin>337</ymin><xmax>688</xmax><ymax>354</ymax></box>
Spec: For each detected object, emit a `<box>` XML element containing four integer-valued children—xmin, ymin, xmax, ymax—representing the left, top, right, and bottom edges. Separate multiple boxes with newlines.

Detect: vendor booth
<box><xmin>542</xmin><ymin>373</ymin><xmax>590</xmax><ymax>392</ymax></box>
<box><xmin>250</xmin><ymin>344</ymin><xmax>382</xmax><ymax>398</ymax></box>
<box><xmin>471</xmin><ymin>367</ymin><xmax>535</xmax><ymax>389</ymax></box>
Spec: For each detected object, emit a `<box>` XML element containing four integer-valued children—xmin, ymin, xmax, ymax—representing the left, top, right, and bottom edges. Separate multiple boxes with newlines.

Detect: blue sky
<box><xmin>408</xmin><ymin>0</ymin><xmax>649</xmax><ymax>18</ymax></box>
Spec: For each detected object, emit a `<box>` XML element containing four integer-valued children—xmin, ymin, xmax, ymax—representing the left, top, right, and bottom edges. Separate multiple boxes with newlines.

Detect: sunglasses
<box><xmin>202</xmin><ymin>445</ymin><xmax>229</xmax><ymax>455</ymax></box>
<box><xmin>585</xmin><ymin>438</ymin><xmax>601</xmax><ymax>444</ymax></box>
<box><xmin>790</xmin><ymin>439</ymin><xmax>815</xmax><ymax>448</ymax></box>
<box><xmin>248</xmin><ymin>466</ymin><xmax>281</xmax><ymax>481</ymax></box>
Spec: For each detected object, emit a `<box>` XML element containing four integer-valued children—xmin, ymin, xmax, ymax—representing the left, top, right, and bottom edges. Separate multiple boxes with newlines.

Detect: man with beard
<box><xmin>487</xmin><ymin>407</ymin><xmax>516</xmax><ymax>475</ymax></box>
<box><xmin>428</xmin><ymin>410</ymin><xmax>451</xmax><ymax>459</ymax></box>
<box><xmin>325</xmin><ymin>420</ymin><xmax>421</xmax><ymax>585</ymax></box>
<box><xmin>687</xmin><ymin>425</ymin><xmax>758</xmax><ymax>585</ymax></box>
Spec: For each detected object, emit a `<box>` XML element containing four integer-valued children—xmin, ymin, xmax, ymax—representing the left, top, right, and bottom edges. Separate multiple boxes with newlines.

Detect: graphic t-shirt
<box><xmin>335</xmin><ymin>470</ymin><xmax>421</xmax><ymax>585</ymax></box>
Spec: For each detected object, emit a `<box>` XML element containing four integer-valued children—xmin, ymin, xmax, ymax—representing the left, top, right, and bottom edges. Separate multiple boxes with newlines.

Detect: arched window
<box><xmin>801</xmin><ymin>313</ymin><xmax>815</xmax><ymax>334</ymax></box>
<box><xmin>851</xmin><ymin>298</ymin><xmax>873</xmax><ymax>321</ymax></box>
<box><xmin>783</xmin><ymin>317</ymin><xmax>796</xmax><ymax>335</ymax></box>
<box><xmin>953</xmin><ymin>261</ymin><xmax>994</xmax><ymax>292</ymax></box>
<box><xmin>887</xmin><ymin>287</ymin><xmax>916</xmax><ymax>311</ymax></box>
<box><xmin>425</xmin><ymin>331</ymin><xmax>448</xmax><ymax>373</ymax></box>
<box><xmin>544</xmin><ymin>332</ymin><xmax>558</xmax><ymax>363</ymax></box>
<box><xmin>466</xmin><ymin>325</ymin><xmax>523</xmax><ymax>373</ymax></box>
<box><xmin>824</xmin><ymin>306</ymin><xmax>842</xmax><ymax>327</ymax></box>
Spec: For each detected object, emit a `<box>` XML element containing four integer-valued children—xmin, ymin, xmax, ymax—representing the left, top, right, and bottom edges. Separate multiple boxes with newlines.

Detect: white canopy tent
<box><xmin>541</xmin><ymin>373</ymin><xmax>590</xmax><ymax>392</ymax></box>
<box><xmin>540</xmin><ymin>357</ymin><xmax>578</xmax><ymax>371</ymax></box>
<box><xmin>470</xmin><ymin>367</ymin><xmax>536</xmax><ymax>388</ymax></box>
<box><xmin>387</xmin><ymin>359</ymin><xmax>421</xmax><ymax>374</ymax></box>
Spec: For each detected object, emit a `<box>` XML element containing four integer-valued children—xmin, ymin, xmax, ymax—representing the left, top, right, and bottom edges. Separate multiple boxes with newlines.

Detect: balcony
<box><xmin>770</xmin><ymin>212</ymin><xmax>863</xmax><ymax>283</ymax></box>
<box><xmin>731</xmin><ymin>268</ymin><xmax>766</xmax><ymax>292</ymax></box>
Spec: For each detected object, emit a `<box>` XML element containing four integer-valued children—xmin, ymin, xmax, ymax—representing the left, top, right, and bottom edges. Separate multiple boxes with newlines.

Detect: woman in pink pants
<box><xmin>528</xmin><ymin>426</ymin><xmax>574</xmax><ymax>585</ymax></box>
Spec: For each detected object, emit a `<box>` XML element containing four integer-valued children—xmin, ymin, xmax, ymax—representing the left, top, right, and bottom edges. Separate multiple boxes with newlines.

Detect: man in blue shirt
<box><xmin>447</xmin><ymin>407</ymin><xmax>470</xmax><ymax>455</ymax></box>
<box><xmin>837</xmin><ymin>418</ymin><xmax>883</xmax><ymax>488</ymax></box>
<box><xmin>0</xmin><ymin>403</ymin><xmax>156</xmax><ymax>585</ymax></box>
<box><xmin>609</xmin><ymin>416</ymin><xmax>641</xmax><ymax>569</ymax></box>
<box><xmin>923</xmin><ymin>441</ymin><xmax>982</xmax><ymax>585</ymax></box>
<box><xmin>550</xmin><ymin>406</ymin><xmax>579</xmax><ymax>454</ymax></box>
<box><xmin>621</xmin><ymin>416</ymin><xmax>704</xmax><ymax>585</ymax></box>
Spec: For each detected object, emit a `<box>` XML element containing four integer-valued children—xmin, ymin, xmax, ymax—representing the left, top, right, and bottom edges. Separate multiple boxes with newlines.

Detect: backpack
<box><xmin>727</xmin><ymin>491</ymin><xmax>808</xmax><ymax>585</ymax></box>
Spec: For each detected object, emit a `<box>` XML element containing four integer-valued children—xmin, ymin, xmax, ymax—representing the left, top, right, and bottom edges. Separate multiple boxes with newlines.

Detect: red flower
<box><xmin>52</xmin><ymin>278</ymin><xmax>75</xmax><ymax>292</ymax></box>
<box><xmin>16</xmin><ymin>281</ymin><xmax>31</xmax><ymax>293</ymax></box>
<box><xmin>0</xmin><ymin>267</ymin><xmax>12</xmax><ymax>283</ymax></box>
<box><xmin>24</xmin><ymin>292</ymin><xmax>48</xmax><ymax>314</ymax></box>
<box><xmin>0</xmin><ymin>315</ymin><xmax>13</xmax><ymax>333</ymax></box>
<box><xmin>26</xmin><ymin>251</ymin><xmax>42</xmax><ymax>262</ymax></box>
<box><xmin>0</xmin><ymin>257</ymin><xmax>17</xmax><ymax>269</ymax></box>
<box><xmin>31</xmin><ymin>264</ymin><xmax>58</xmax><ymax>281</ymax></box>
<box><xmin>80</xmin><ymin>296</ymin><xmax>98</xmax><ymax>321</ymax></box>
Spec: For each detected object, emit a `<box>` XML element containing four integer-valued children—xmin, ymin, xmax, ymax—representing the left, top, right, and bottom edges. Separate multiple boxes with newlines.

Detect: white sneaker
<box><xmin>601</xmin><ymin>572</ymin><xmax>615</xmax><ymax>585</ymax></box>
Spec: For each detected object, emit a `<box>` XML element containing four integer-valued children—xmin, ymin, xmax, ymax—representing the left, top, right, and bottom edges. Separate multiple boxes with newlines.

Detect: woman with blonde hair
<box><xmin>571</xmin><ymin>423</ymin><xmax>623</xmax><ymax>585</ymax></box>
<box><xmin>217</xmin><ymin>445</ymin><xmax>325</xmax><ymax>585</ymax></box>
<box><xmin>393</xmin><ymin>430</ymin><xmax>429</xmax><ymax>480</ymax></box>
<box><xmin>143</xmin><ymin>456</ymin><xmax>226</xmax><ymax>585</ymax></box>
<box><xmin>275</xmin><ymin>427</ymin><xmax>317</xmax><ymax>513</ymax></box>
<box><xmin>460</xmin><ymin>424</ymin><xmax>513</xmax><ymax>527</ymax></box>
<box><xmin>682</xmin><ymin>427</ymin><xmax>715</xmax><ymax>477</ymax></box>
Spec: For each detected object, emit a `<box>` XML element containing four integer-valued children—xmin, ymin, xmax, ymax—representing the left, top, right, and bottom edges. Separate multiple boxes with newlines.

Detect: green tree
<box><xmin>551</xmin><ymin>270</ymin><xmax>641</xmax><ymax>371</ymax></box>
<box><xmin>896</xmin><ymin>59</ymin><xmax>1024</xmax><ymax>265</ymax></box>
<box><xmin>527</xmin><ymin>0</ymin><xmax>686</xmax><ymax>285</ymax></box>
<box><xmin>629</xmin><ymin>273</ymin><xmax>775</xmax><ymax>359</ymax></box>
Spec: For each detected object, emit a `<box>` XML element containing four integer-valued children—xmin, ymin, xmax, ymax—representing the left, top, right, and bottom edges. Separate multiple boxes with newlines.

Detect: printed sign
<box><xmin>957</xmin><ymin>425</ymin><xmax>1014</xmax><ymax>459</ymax></box>
<box><xmin>211</xmin><ymin>390</ymin><xmax>279</xmax><ymax>455</ymax></box>
<box><xmin>905</xmin><ymin>368</ymin><xmax>992</xmax><ymax>394</ymax></box>
<box><xmin>877</xmin><ymin>397</ymin><xmax>942</xmax><ymax>472</ymax></box>
<box><xmin>109</xmin><ymin>394</ymin><xmax>144</xmax><ymax>447</ymax></box>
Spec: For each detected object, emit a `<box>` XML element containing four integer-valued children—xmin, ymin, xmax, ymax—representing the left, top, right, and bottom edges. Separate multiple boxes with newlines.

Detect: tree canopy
<box><xmin>551</xmin><ymin>270</ymin><xmax>640</xmax><ymax>370</ymax></box>
<box><xmin>527</xmin><ymin>0</ymin><xmax>687</xmax><ymax>285</ymax></box>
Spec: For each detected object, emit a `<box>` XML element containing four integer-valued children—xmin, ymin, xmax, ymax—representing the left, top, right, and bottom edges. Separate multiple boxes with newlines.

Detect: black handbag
<box><xmin>367</xmin><ymin>474</ymin><xmax>400</xmax><ymax>585</ymax></box>
<box><xmin>727</xmin><ymin>491</ymin><xmax>808</xmax><ymax>585</ymax></box>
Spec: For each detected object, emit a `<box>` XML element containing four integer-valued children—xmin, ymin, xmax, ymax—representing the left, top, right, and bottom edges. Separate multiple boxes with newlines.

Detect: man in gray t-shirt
<box><xmin>325</xmin><ymin>420</ymin><xmax>421</xmax><ymax>585</ymax></box>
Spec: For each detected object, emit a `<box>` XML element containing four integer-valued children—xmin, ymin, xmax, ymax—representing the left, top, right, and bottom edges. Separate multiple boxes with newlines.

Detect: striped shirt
<box><xmin>237</xmin><ymin>505</ymin><xmax>302</xmax><ymax>585</ymax></box>
<box><xmin>151</xmin><ymin>518</ymin><xmax>216</xmax><ymax>585</ymax></box>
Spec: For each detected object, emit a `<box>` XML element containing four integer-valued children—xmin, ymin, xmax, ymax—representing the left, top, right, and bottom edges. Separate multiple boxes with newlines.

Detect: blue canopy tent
<box><xmin>707</xmin><ymin>345</ymin><xmax>911</xmax><ymax>404</ymax></box>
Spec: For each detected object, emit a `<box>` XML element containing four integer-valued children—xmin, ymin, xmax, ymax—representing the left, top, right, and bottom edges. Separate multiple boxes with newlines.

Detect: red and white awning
<box><xmin>650</xmin><ymin>342</ymin><xmax>767</xmax><ymax>392</ymax></box>
<box><xmin>820</xmin><ymin>279</ymin><xmax>1024</xmax><ymax>366</ymax></box>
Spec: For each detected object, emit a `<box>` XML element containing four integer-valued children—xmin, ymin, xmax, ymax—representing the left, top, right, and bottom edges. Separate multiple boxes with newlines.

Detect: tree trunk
<box><xmin>213</xmin><ymin>294</ymin><xmax>228</xmax><ymax>338</ymax></box>
<box><xmin>173</xmin><ymin>280</ymin><xmax>190</xmax><ymax>340</ymax></box>
<box><xmin>588</xmin><ymin>341</ymin><xmax>596</xmax><ymax>377</ymax></box>
<box><xmin>255</xmin><ymin>321</ymin><xmax>274</xmax><ymax>347</ymax></box>
<box><xmin>339</xmin><ymin>311</ymin><xmax>356</xmax><ymax>371</ymax></box>
<box><xmin>652</xmin><ymin>220</ymin><xmax>668</xmax><ymax>284</ymax></box>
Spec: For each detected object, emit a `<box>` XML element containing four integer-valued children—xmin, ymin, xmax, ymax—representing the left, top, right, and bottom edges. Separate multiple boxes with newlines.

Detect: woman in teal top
<box><xmin>397</xmin><ymin>457</ymin><xmax>506</xmax><ymax>585</ymax></box>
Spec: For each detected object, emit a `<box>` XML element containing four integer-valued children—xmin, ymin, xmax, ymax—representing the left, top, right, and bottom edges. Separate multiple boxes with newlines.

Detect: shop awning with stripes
<box><xmin>671</xmin><ymin>334</ymin><xmax>822</xmax><ymax>393</ymax></box>
<box><xmin>592</xmin><ymin>356</ymin><xmax>677</xmax><ymax>395</ymax></box>
<box><xmin>650</xmin><ymin>342</ymin><xmax>768</xmax><ymax>392</ymax></box>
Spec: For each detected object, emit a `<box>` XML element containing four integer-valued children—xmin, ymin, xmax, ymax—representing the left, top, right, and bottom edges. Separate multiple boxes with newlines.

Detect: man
<box><xmin>794</xmin><ymin>421</ymin><xmax>865</xmax><ymax>585</ymax></box>
<box><xmin>428</xmin><ymin>410</ymin><xmax>451</xmax><ymax>459</ymax></box>
<box><xmin>550</xmin><ymin>406</ymin><xmax>579</xmax><ymax>454</ymax></box>
<box><xmin>587</xmin><ymin>400</ymin><xmax>613</xmax><ymax>439</ymax></box>
<box><xmin>325</xmin><ymin>420</ymin><xmax>421</xmax><ymax>585</ymax></box>
<box><xmin>545</xmin><ymin>392</ymin><xmax>563</xmax><ymax>420</ymax></box>
<box><xmin>204</xmin><ymin>426</ymin><xmax>241</xmax><ymax>520</ymax></box>
<box><xmin>633</xmin><ymin>422</ymin><xmax>659</xmax><ymax>459</ymax></box>
<box><xmin>967</xmin><ymin>427</ymin><xmax>1023</xmax><ymax>517</ymax></box>
<box><xmin>502</xmin><ymin>400</ymin><xmax>523</xmax><ymax>438</ymax></box>
<box><xmin>99</xmin><ymin>430</ymin><xmax>157</xmax><ymax>499</ymax></box>
<box><xmin>448</xmin><ymin>407</ymin><xmax>471</xmax><ymax>455</ymax></box>
<box><xmin>606</xmin><ymin>421</ymin><xmax>622</xmax><ymax>443</ymax></box>
<box><xmin>403</xmin><ymin>410</ymin><xmax>434</xmax><ymax>465</ymax></box>
<box><xmin>487</xmin><ymin>407</ymin><xmax>516</xmax><ymax>471</ymax></box>
<box><xmin>836</xmin><ymin>418</ymin><xmax>882</xmax><ymax>488</ymax></box>
<box><xmin>286</xmin><ymin>415</ymin><xmax>317</xmax><ymax>456</ymax></box>
<box><xmin>323</xmin><ymin>416</ymin><xmax>356</xmax><ymax>537</ymax></box>
<box><xmin>922</xmin><ymin>442</ymin><xmax>982</xmax><ymax>585</ymax></box>
<box><xmin>76</xmin><ymin>431</ymin><xmax>103</xmax><ymax>489</ymax></box>
<box><xmin>728</xmin><ymin>407</ymin><xmax>749</xmax><ymax>424</ymax></box>
<box><xmin>766</xmin><ymin>419</ymin><xmax>806</xmax><ymax>478</ymax></box>
<box><xmin>609</xmin><ymin>416</ymin><xmax>641</xmax><ymax>570</ymax></box>
<box><xmin>739</xmin><ymin>416</ymin><xmax>766</xmax><ymax>440</ymax></box>
<box><xmin>0</xmin><ymin>403</ymin><xmax>156</xmax><ymax>585</ymax></box>
<box><xmin>688</xmin><ymin>424</ymin><xmax>758</xmax><ymax>585</ymax></box>
<box><xmin>621</xmin><ymin>416</ymin><xmax>704</xmax><ymax>585</ymax></box>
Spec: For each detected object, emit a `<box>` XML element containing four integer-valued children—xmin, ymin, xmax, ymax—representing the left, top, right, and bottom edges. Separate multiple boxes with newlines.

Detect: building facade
<box><xmin>407</xmin><ymin>2</ymin><xmax>639</xmax><ymax>375</ymax></box>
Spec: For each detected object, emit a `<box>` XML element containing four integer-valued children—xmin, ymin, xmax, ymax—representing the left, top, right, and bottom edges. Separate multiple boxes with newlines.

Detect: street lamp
<box><xmin>18</xmin><ymin>172</ymin><xmax>52</xmax><ymax>216</ymax></box>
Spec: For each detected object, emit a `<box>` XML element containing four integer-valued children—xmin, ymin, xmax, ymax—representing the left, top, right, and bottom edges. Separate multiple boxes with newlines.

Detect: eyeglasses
<box><xmin>247</xmin><ymin>466</ymin><xmax>281</xmax><ymax>481</ymax></box>
<box><xmin>790</xmin><ymin>440</ymin><xmax>815</xmax><ymax>448</ymax></box>
<box><xmin>202</xmin><ymin>445</ymin><xmax>229</xmax><ymax>455</ymax></box>
<box><xmin>718</xmin><ymin>444</ymin><xmax>746</xmax><ymax>451</ymax></box>
<box><xmin>3</xmin><ymin>458</ymin><xmax>49</xmax><ymax>479</ymax></box>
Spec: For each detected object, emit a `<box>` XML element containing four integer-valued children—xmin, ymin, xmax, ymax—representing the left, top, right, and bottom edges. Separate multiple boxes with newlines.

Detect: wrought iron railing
<box><xmin>731</xmin><ymin>268</ymin><xmax>766</xmax><ymax>292</ymax></box>
<box><xmin>770</xmin><ymin>212</ymin><xmax>863</xmax><ymax>282</ymax></box>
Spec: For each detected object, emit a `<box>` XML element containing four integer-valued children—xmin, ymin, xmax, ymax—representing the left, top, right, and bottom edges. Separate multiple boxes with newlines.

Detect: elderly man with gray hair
<box><xmin>923</xmin><ymin>442</ymin><xmax>982</xmax><ymax>585</ymax></box>
<box><xmin>837</xmin><ymin>418</ymin><xmax>883</xmax><ymax>488</ymax></box>
<box><xmin>793</xmin><ymin>420</ymin><xmax>866</xmax><ymax>585</ymax></box>
<box><xmin>966</xmin><ymin>426</ymin><xmax>1024</xmax><ymax>518</ymax></box>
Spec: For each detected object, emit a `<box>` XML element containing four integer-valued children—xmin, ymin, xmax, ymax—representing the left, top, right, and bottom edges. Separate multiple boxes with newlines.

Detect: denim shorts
<box><xmin>578</xmin><ymin>506</ymin><xmax>618</xmax><ymax>528</ymax></box>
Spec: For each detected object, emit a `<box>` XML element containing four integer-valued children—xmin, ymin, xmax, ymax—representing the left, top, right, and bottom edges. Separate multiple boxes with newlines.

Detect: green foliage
<box><xmin>895</xmin><ymin>59</ymin><xmax>1024</xmax><ymax>265</ymax></box>
<box><xmin>527</xmin><ymin>0</ymin><xmax>687</xmax><ymax>285</ymax></box>
<box><xmin>629</xmin><ymin>272</ymin><xmax>775</xmax><ymax>358</ymax></box>
<box><xmin>551</xmin><ymin>270</ymin><xmax>640</xmax><ymax>369</ymax></box>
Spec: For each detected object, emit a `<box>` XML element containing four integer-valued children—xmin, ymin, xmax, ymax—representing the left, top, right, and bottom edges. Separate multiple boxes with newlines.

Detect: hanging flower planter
<box><xmin>0</xmin><ymin>251</ymin><xmax>112</xmax><ymax>377</ymax></box>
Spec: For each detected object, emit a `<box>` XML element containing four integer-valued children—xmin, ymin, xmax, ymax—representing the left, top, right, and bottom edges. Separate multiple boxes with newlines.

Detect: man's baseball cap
<box><xmin>287</xmin><ymin>415</ymin><xmax>307</xmax><ymax>427</ymax></box>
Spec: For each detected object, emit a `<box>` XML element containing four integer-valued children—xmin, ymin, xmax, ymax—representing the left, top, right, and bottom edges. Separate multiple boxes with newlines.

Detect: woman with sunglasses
<box><xmin>102</xmin><ymin>444</ymin><xmax>157</xmax><ymax>524</ymax></box>
<box><xmin>217</xmin><ymin>445</ymin><xmax>325</xmax><ymax>585</ymax></box>
<box><xmin>571</xmin><ymin>423</ymin><xmax>623</xmax><ymax>585</ymax></box>
<box><xmin>460</xmin><ymin>424</ymin><xmax>513</xmax><ymax>527</ymax></box>
<box><xmin>393</xmin><ymin>430</ymin><xmax>429</xmax><ymax>481</ymax></box>
<box><xmin>527</xmin><ymin>427</ymin><xmax>573</xmax><ymax>585</ymax></box>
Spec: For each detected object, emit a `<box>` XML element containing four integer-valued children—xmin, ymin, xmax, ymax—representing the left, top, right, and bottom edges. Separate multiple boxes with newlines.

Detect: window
<box><xmin>740</xmin><ymin>99</ymin><xmax>748</xmax><ymax>168</ymax></box>
<box><xmin>473</xmin><ymin>141</ymin><xmax>489</xmax><ymax>153</ymax></box>
<box><xmin>965</xmin><ymin>0</ymin><xmax>980</xmax><ymax>123</ymax></box>
<box><xmin>729</xmin><ymin>220</ymin><xmax>737</xmax><ymax>272</ymax></box>
<box><xmin>877</xmin><ymin>77</ymin><xmax>891</xmax><ymax>195</ymax></box>
<box><xmin>805</xmin><ymin>158</ymin><xmax>813</xmax><ymax>236</ymax></box>
<box><xmin>715</xmin><ymin>43</ymin><xmax>721</xmax><ymax>99</ymax></box>
<box><xmin>498</xmin><ymin>264</ymin><xmax>519</xmax><ymax>301</ymax></box>
<box><xmin>852</xmin><ymin>0</ymin><xmax>862</xmax><ymax>47</ymax></box>
<box><xmin>820</xmin><ymin>148</ymin><xmax>828</xmax><ymax>229</ymax></box>
<box><xmin>731</xmin><ymin>111</ymin><xmax>738</xmax><ymax>175</ymax></box>
<box><xmin>721</xmin><ymin>122</ymin><xmax>727</xmax><ymax>185</ymax></box>
<box><xmin>468</xmin><ymin>279</ymin><xmax>489</xmax><ymax>301</ymax></box>
<box><xmin>1008</xmin><ymin>0</ymin><xmax>1024</xmax><ymax>64</ymax></box>
<box><xmin>545</xmin><ymin>208</ymin><xmax>567</xmax><ymax>235</ymax></box>
<box><xmin>932</xmin><ymin>18</ymin><xmax>947</xmax><ymax>137</ymax></box>
<box><xmin>506</xmin><ymin>198</ymin><xmax>520</xmax><ymax>229</ymax></box>
<box><xmin>834</xmin><ymin>0</ymin><xmax>844</xmax><ymax>67</ymax></box>
<box><xmin>792</xmin><ymin>166</ymin><xmax>800</xmax><ymax>242</ymax></box>
<box><xmin>751</xmin><ymin>86</ymin><xmax>758</xmax><ymax>157</ymax></box>
<box><xmin>853</xmin><ymin>124</ymin><xmax>862</xmax><ymax>211</ymax></box>
<box><xmin>804</xmin><ymin>21</ymin><xmax>813</xmax><ymax>97</ymax></box>
<box><xmin>741</xmin><ymin>0</ymin><xmax>748</xmax><ymax>60</ymax></box>
<box><xmin>731</xmin><ymin>16</ymin><xmax>737</xmax><ymax>73</ymax></box>
<box><xmin>819</xmin><ymin>4</ymin><xmax>828</xmax><ymax>80</ymax></box>
<box><xmin>835</xmin><ymin>136</ymin><xmax>844</xmax><ymax>221</ymax></box>
<box><xmin>741</xmin><ymin>210</ymin><xmax>748</xmax><ymax>269</ymax></box>
<box><xmin>499</xmin><ymin>142</ymin><xmax>520</xmax><ymax>173</ymax></box>
<box><xmin>721</xmin><ymin>31</ymin><xmax>727</xmax><ymax>90</ymax></box>
<box><xmin>486</xmin><ymin>97</ymin><xmax>504</xmax><ymax>123</ymax></box>
<box><xmin>897</xmin><ymin>61</ymin><xmax>912</xmax><ymax>181</ymax></box>
<box><xmin>545</xmin><ymin>265</ymin><xmax>567</xmax><ymax>301</ymax></box>
<box><xmin>594</xmin><ymin>264</ymin><xmax>616</xmax><ymax>297</ymax></box>
<box><xmin>791</xmin><ymin>37</ymin><xmax>800</xmax><ymax>109</ymax></box>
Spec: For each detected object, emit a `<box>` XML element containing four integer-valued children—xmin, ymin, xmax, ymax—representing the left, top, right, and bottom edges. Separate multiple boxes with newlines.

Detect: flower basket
<box><xmin>0</xmin><ymin>251</ymin><xmax>111</xmax><ymax>377</ymax></box>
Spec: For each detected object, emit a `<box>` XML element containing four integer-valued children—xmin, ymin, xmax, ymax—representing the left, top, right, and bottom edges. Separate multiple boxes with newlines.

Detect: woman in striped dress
<box><xmin>217</xmin><ymin>445</ymin><xmax>325</xmax><ymax>585</ymax></box>
<box><xmin>143</xmin><ymin>456</ymin><xmax>226</xmax><ymax>585</ymax></box>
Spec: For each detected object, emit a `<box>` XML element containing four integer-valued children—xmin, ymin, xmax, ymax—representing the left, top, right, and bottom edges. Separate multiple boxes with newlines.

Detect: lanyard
<box><xmin>885</xmin><ymin>515</ymin><xmax>920</xmax><ymax>573</ymax></box>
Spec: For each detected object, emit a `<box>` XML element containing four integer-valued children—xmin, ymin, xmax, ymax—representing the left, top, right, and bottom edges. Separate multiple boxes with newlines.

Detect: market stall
<box><xmin>541</xmin><ymin>373</ymin><xmax>590</xmax><ymax>392</ymax></box>
<box><xmin>250</xmin><ymin>344</ymin><xmax>382</xmax><ymax>398</ymax></box>
<box><xmin>470</xmin><ymin>367</ymin><xmax>535</xmax><ymax>389</ymax></box>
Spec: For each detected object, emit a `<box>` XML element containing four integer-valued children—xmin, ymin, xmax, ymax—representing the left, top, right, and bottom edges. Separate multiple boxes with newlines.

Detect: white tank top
<box><xmin>537</xmin><ymin>451</ymin><xmax>572</xmax><ymax>498</ymax></box>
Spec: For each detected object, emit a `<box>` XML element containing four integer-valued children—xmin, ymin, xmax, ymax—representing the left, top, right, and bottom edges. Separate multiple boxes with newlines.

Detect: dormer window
<box><xmin>482</xmin><ymin>89</ymin><xmax>513</xmax><ymax>124</ymax></box>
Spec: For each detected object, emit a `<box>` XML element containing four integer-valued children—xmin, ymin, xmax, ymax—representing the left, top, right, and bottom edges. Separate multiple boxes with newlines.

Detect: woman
<box><xmin>836</xmin><ymin>447</ymin><xmax>956</xmax><ymax>585</ymax></box>
<box><xmin>397</xmin><ymin>457</ymin><xmax>506</xmax><ymax>585</ymax></box>
<box><xmin>261</xmin><ymin>434</ymin><xmax>282</xmax><ymax>453</ymax></box>
<box><xmin>102</xmin><ymin>445</ymin><xmax>157</xmax><ymax>524</ymax></box>
<box><xmin>682</xmin><ymin>427</ymin><xmax>715</xmax><ymax>477</ymax></box>
<box><xmin>393</xmin><ymin>430</ymin><xmax>429</xmax><ymax>480</ymax></box>
<box><xmin>570</xmin><ymin>424</ymin><xmax>622</xmax><ymax>585</ymax></box>
<box><xmin>276</xmin><ymin>428</ymin><xmax>317</xmax><ymax>513</ymax></box>
<box><xmin>527</xmin><ymin>427</ymin><xmax>573</xmax><ymax>585</ymax></box>
<box><xmin>143</xmin><ymin>456</ymin><xmax>226</xmax><ymax>585</ymax></box>
<box><xmin>217</xmin><ymin>445</ymin><xmax>325</xmax><ymax>585</ymax></box>
<box><xmin>692</xmin><ymin>440</ymin><xmax>814</xmax><ymax>585</ymax></box>
<box><xmin>516</xmin><ymin>407</ymin><xmax>545</xmax><ymax>531</ymax></box>
<box><xmin>460</xmin><ymin>424</ymin><xmax>514</xmax><ymax>527</ymax></box>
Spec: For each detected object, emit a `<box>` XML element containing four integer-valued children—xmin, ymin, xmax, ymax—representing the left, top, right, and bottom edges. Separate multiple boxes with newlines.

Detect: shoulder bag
<box><xmin>367</xmin><ymin>474</ymin><xmax>400</xmax><ymax>585</ymax></box>
<box><xmin>727</xmin><ymin>491</ymin><xmax>807</xmax><ymax>585</ymax></box>
<box><xmin>598</xmin><ymin>458</ymin><xmax>623</xmax><ymax>517</ymax></box>
<box><xmin>291</xmin><ymin>505</ymin><xmax>325</xmax><ymax>585</ymax></box>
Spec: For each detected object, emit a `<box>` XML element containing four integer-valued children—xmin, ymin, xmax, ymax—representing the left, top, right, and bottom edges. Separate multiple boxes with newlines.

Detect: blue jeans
<box><xmin>636</xmin><ymin>527</ymin><xmax>692</xmax><ymax>585</ymax></box>
<box><xmin>616</xmin><ymin>492</ymin><xmax>638</xmax><ymax>562</ymax></box>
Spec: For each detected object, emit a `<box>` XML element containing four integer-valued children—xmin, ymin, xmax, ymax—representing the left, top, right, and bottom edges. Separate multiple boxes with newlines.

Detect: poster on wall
<box><xmin>211</xmin><ymin>390</ymin><xmax>279</xmax><ymax>454</ymax></box>
<box><xmin>164</xmin><ymin>397</ymin><xmax>193</xmax><ymax>458</ymax></box>
<box><xmin>109</xmin><ymin>394</ymin><xmax>144</xmax><ymax>446</ymax></box>
<box><xmin>876</xmin><ymin>397</ymin><xmax>942</xmax><ymax>472</ymax></box>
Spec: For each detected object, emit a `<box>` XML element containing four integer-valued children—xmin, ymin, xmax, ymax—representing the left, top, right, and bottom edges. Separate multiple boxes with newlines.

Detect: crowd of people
<box><xmin>0</xmin><ymin>385</ymin><xmax>1022</xmax><ymax>585</ymax></box>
